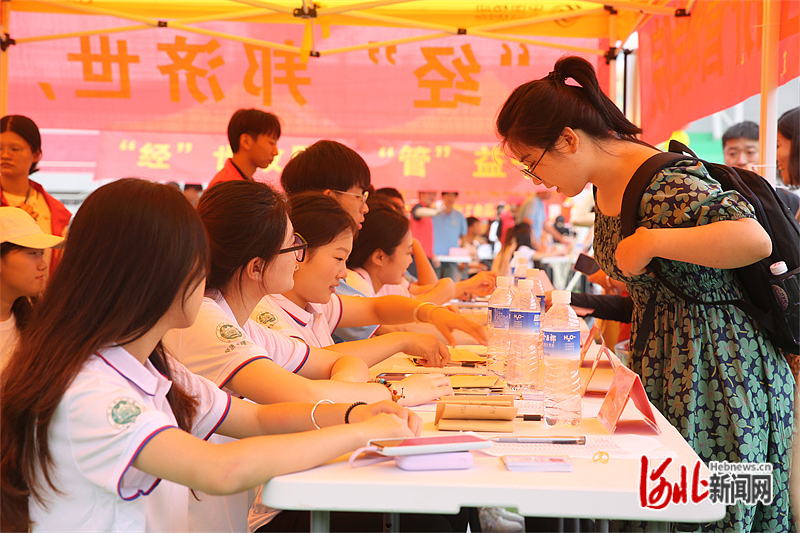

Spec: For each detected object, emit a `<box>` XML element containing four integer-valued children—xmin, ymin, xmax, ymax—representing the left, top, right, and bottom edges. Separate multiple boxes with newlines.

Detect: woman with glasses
<box><xmin>496</xmin><ymin>56</ymin><xmax>793</xmax><ymax>532</ymax></box>
<box><xmin>162</xmin><ymin>181</ymin><xmax>451</xmax><ymax>532</ymax></box>
<box><xmin>253</xmin><ymin>192</ymin><xmax>485</xmax><ymax>365</ymax></box>
<box><xmin>0</xmin><ymin>179</ymin><xmax>419</xmax><ymax>533</ymax></box>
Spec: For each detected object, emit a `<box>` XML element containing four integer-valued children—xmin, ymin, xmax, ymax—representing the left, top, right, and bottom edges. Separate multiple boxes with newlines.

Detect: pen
<box><xmin>515</xmin><ymin>414</ymin><xmax>542</xmax><ymax>421</ymax></box>
<box><xmin>492</xmin><ymin>436</ymin><xmax>587</xmax><ymax>445</ymax></box>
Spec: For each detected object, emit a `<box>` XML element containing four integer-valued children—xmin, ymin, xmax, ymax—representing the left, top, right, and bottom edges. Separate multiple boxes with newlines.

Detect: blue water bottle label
<box><xmin>489</xmin><ymin>307</ymin><xmax>510</xmax><ymax>330</ymax></box>
<box><xmin>537</xmin><ymin>295</ymin><xmax>546</xmax><ymax>312</ymax></box>
<box><xmin>510</xmin><ymin>310</ymin><xmax>540</xmax><ymax>334</ymax></box>
<box><xmin>542</xmin><ymin>330</ymin><xmax>580</xmax><ymax>358</ymax></box>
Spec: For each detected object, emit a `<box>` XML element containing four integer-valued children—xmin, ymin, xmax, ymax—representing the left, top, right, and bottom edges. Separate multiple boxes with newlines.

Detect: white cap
<box><xmin>0</xmin><ymin>207</ymin><xmax>64</xmax><ymax>249</ymax></box>
<box><xmin>497</xmin><ymin>276</ymin><xmax>512</xmax><ymax>287</ymax></box>
<box><xmin>551</xmin><ymin>290</ymin><xmax>571</xmax><ymax>305</ymax></box>
<box><xmin>518</xmin><ymin>278</ymin><xmax>534</xmax><ymax>290</ymax></box>
<box><xmin>770</xmin><ymin>261</ymin><xmax>788</xmax><ymax>276</ymax></box>
<box><xmin>526</xmin><ymin>268</ymin><xmax>539</xmax><ymax>279</ymax></box>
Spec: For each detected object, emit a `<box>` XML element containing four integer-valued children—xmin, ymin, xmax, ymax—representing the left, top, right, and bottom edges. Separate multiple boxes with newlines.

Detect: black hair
<box><xmin>227</xmin><ymin>109</ymin><xmax>281</xmax><ymax>152</ymax></box>
<box><xmin>722</xmin><ymin>121</ymin><xmax>759</xmax><ymax>146</ymax></box>
<box><xmin>347</xmin><ymin>198</ymin><xmax>409</xmax><ymax>269</ymax></box>
<box><xmin>374</xmin><ymin>187</ymin><xmax>404</xmax><ymax>202</ymax></box>
<box><xmin>281</xmin><ymin>140</ymin><xmax>371</xmax><ymax>196</ymax></box>
<box><xmin>289</xmin><ymin>192</ymin><xmax>357</xmax><ymax>255</ymax></box>
<box><xmin>196</xmin><ymin>180</ymin><xmax>289</xmax><ymax>293</ymax></box>
<box><xmin>0</xmin><ymin>243</ymin><xmax>35</xmax><ymax>332</ymax></box>
<box><xmin>496</xmin><ymin>56</ymin><xmax>641</xmax><ymax>154</ymax></box>
<box><xmin>184</xmin><ymin>183</ymin><xmax>204</xmax><ymax>193</ymax></box>
<box><xmin>1</xmin><ymin>115</ymin><xmax>42</xmax><ymax>174</ymax></box>
<box><xmin>778</xmin><ymin>107</ymin><xmax>799</xmax><ymax>187</ymax></box>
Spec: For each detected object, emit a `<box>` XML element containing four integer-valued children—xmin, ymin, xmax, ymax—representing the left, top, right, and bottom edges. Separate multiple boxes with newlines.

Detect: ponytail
<box><xmin>497</xmin><ymin>56</ymin><xmax>641</xmax><ymax>152</ymax></box>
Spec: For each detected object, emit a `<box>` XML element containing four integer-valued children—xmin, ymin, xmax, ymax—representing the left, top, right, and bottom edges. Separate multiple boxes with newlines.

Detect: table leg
<box><xmin>310</xmin><ymin>510</ymin><xmax>330</xmax><ymax>533</ymax></box>
<box><xmin>383</xmin><ymin>512</ymin><xmax>399</xmax><ymax>532</ymax></box>
<box><xmin>598</xmin><ymin>519</ymin><xmax>609</xmax><ymax>533</ymax></box>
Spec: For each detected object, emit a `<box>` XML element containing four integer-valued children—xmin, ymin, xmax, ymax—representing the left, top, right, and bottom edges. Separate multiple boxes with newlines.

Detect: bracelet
<box><xmin>370</xmin><ymin>377</ymin><xmax>405</xmax><ymax>402</ymax></box>
<box><xmin>412</xmin><ymin>302</ymin><xmax>436</xmax><ymax>323</ymax></box>
<box><xmin>344</xmin><ymin>402</ymin><xmax>367</xmax><ymax>424</ymax></box>
<box><xmin>310</xmin><ymin>399</ymin><xmax>334</xmax><ymax>429</ymax></box>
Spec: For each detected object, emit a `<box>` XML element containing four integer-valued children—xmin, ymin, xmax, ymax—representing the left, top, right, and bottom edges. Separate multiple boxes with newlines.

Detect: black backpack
<box><xmin>621</xmin><ymin>140</ymin><xmax>800</xmax><ymax>354</ymax></box>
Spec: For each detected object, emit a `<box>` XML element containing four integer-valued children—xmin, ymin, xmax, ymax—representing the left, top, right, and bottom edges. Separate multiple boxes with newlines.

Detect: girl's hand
<box><xmin>395</xmin><ymin>374</ymin><xmax>453</xmax><ymax>407</ymax></box>
<box><xmin>429</xmin><ymin>306</ymin><xmax>487</xmax><ymax>346</ymax></box>
<box><xmin>614</xmin><ymin>227</ymin><xmax>653</xmax><ymax>277</ymax></box>
<box><xmin>457</xmin><ymin>271</ymin><xmax>497</xmax><ymax>298</ymax></box>
<box><xmin>349</xmin><ymin>400</ymin><xmax>422</xmax><ymax>435</ymax></box>
<box><xmin>401</xmin><ymin>333</ymin><xmax>451</xmax><ymax>367</ymax></box>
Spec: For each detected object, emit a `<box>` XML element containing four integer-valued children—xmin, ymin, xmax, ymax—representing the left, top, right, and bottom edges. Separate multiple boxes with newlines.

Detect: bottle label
<box><xmin>510</xmin><ymin>310</ymin><xmax>540</xmax><ymax>334</ymax></box>
<box><xmin>489</xmin><ymin>307</ymin><xmax>510</xmax><ymax>330</ymax></box>
<box><xmin>542</xmin><ymin>330</ymin><xmax>580</xmax><ymax>358</ymax></box>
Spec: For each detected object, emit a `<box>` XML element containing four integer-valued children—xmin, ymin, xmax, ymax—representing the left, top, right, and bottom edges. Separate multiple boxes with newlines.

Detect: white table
<box><xmin>262</xmin><ymin>348</ymin><xmax>725</xmax><ymax>531</ymax></box>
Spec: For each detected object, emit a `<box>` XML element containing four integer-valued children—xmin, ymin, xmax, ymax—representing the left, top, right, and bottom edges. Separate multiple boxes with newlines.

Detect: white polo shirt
<box><xmin>252</xmin><ymin>294</ymin><xmax>344</xmax><ymax>349</ymax></box>
<box><xmin>29</xmin><ymin>345</ymin><xmax>230</xmax><ymax>532</ymax></box>
<box><xmin>163</xmin><ymin>291</ymin><xmax>310</xmax><ymax>392</ymax></box>
<box><xmin>346</xmin><ymin>267</ymin><xmax>411</xmax><ymax>298</ymax></box>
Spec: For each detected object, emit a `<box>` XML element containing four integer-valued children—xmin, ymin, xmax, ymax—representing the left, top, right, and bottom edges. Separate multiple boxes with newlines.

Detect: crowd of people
<box><xmin>0</xmin><ymin>55</ymin><xmax>798</xmax><ymax>533</ymax></box>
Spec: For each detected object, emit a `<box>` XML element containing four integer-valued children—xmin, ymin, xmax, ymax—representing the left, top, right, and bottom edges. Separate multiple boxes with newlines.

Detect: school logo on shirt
<box><xmin>107</xmin><ymin>397</ymin><xmax>143</xmax><ymax>429</ymax></box>
<box><xmin>254</xmin><ymin>311</ymin><xmax>279</xmax><ymax>329</ymax></box>
<box><xmin>216</xmin><ymin>322</ymin><xmax>244</xmax><ymax>342</ymax></box>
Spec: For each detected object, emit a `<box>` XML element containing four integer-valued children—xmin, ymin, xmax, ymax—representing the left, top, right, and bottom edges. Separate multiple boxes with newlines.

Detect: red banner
<box><xmin>638</xmin><ymin>0</ymin><xmax>799</xmax><ymax>144</ymax></box>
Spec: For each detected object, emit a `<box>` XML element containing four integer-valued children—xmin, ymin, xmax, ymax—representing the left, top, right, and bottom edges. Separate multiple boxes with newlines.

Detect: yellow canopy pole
<box><xmin>758</xmin><ymin>0</ymin><xmax>780</xmax><ymax>185</ymax></box>
<box><xmin>467</xmin><ymin>29</ymin><xmax>605</xmax><ymax>56</ymax></box>
<box><xmin>595</xmin><ymin>1</ymin><xmax>676</xmax><ymax>16</ymax></box>
<box><xmin>608</xmin><ymin>6</ymin><xmax>618</xmax><ymax>101</ymax></box>
<box><xmin>172</xmin><ymin>8</ymin><xmax>278</xmax><ymax>24</ymax></box>
<box><xmin>1</xmin><ymin>0</ymin><xmax>9</xmax><ymax>117</ymax></box>
<box><xmin>15</xmin><ymin>25</ymin><xmax>152</xmax><ymax>44</ymax></box>
<box><xmin>335</xmin><ymin>10</ymin><xmax>463</xmax><ymax>34</ymax></box>
<box><xmin>167</xmin><ymin>22</ymin><xmax>301</xmax><ymax>53</ymax></box>
<box><xmin>471</xmin><ymin>6</ymin><xmax>607</xmax><ymax>33</ymax></box>
<box><xmin>317</xmin><ymin>0</ymin><xmax>416</xmax><ymax>17</ymax></box>
<box><xmin>28</xmin><ymin>0</ymin><xmax>163</xmax><ymax>26</ymax></box>
<box><xmin>320</xmin><ymin>31</ymin><xmax>451</xmax><ymax>56</ymax></box>
<box><xmin>223</xmin><ymin>0</ymin><xmax>296</xmax><ymax>14</ymax></box>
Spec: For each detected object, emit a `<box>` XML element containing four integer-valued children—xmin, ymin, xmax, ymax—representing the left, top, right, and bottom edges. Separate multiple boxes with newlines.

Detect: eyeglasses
<box><xmin>278</xmin><ymin>233</ymin><xmax>308</xmax><ymax>262</ymax></box>
<box><xmin>333</xmin><ymin>189</ymin><xmax>369</xmax><ymax>204</ymax></box>
<box><xmin>520</xmin><ymin>147</ymin><xmax>548</xmax><ymax>183</ymax></box>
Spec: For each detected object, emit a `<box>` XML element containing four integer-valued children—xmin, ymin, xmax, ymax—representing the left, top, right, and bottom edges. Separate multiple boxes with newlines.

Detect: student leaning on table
<box><xmin>0</xmin><ymin>179</ymin><xmax>420</xmax><ymax>533</ymax></box>
<box><xmin>347</xmin><ymin>197</ymin><xmax>497</xmax><ymax>304</ymax></box>
<box><xmin>252</xmin><ymin>192</ymin><xmax>486</xmax><ymax>363</ymax></box>
<box><xmin>161</xmin><ymin>181</ymin><xmax>453</xmax><ymax>532</ymax></box>
<box><xmin>497</xmin><ymin>56</ymin><xmax>795</xmax><ymax>532</ymax></box>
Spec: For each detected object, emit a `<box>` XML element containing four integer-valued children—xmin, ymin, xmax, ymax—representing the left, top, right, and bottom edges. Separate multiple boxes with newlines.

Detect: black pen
<box><xmin>492</xmin><ymin>436</ymin><xmax>586</xmax><ymax>445</ymax></box>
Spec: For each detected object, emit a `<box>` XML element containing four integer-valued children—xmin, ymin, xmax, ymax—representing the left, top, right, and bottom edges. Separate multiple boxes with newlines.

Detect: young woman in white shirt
<box><xmin>0</xmin><ymin>207</ymin><xmax>64</xmax><ymax>367</ymax></box>
<box><xmin>0</xmin><ymin>179</ymin><xmax>418</xmax><ymax>533</ymax></box>
<box><xmin>253</xmin><ymin>192</ymin><xmax>486</xmax><ymax>364</ymax></box>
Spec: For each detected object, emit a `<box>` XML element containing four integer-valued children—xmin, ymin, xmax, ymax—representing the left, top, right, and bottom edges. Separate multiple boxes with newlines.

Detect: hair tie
<box><xmin>547</xmin><ymin>70</ymin><xmax>565</xmax><ymax>84</ymax></box>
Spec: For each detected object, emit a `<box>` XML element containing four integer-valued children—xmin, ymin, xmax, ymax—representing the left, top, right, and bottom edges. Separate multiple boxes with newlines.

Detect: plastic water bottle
<box><xmin>542</xmin><ymin>290</ymin><xmax>582</xmax><ymax>427</ymax></box>
<box><xmin>507</xmin><ymin>278</ymin><xmax>542</xmax><ymax>396</ymax></box>
<box><xmin>487</xmin><ymin>276</ymin><xmax>514</xmax><ymax>377</ymax></box>
<box><xmin>527</xmin><ymin>268</ymin><xmax>547</xmax><ymax>312</ymax></box>
<box><xmin>512</xmin><ymin>256</ymin><xmax>528</xmax><ymax>288</ymax></box>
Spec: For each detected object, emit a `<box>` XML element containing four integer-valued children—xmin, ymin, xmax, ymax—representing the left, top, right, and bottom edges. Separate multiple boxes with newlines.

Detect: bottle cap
<box><xmin>497</xmin><ymin>276</ymin><xmax>512</xmax><ymax>287</ymax></box>
<box><xmin>770</xmin><ymin>261</ymin><xmax>788</xmax><ymax>276</ymax></box>
<box><xmin>518</xmin><ymin>278</ymin><xmax>534</xmax><ymax>290</ymax></box>
<box><xmin>526</xmin><ymin>268</ymin><xmax>539</xmax><ymax>279</ymax></box>
<box><xmin>552</xmin><ymin>290</ymin><xmax>571</xmax><ymax>305</ymax></box>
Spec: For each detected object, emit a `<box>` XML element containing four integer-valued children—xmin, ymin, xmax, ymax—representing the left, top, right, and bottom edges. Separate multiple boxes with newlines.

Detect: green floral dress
<box><xmin>594</xmin><ymin>161</ymin><xmax>796</xmax><ymax>532</ymax></box>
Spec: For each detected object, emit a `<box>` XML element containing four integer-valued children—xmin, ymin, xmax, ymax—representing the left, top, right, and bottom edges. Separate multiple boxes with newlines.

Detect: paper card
<box><xmin>436</xmin><ymin>419</ymin><xmax>516</xmax><ymax>432</ymax></box>
<box><xmin>581</xmin><ymin>345</ymin><xmax>615</xmax><ymax>396</ymax></box>
<box><xmin>580</xmin><ymin>323</ymin><xmax>602</xmax><ymax>365</ymax></box>
<box><xmin>448</xmin><ymin>347</ymin><xmax>486</xmax><ymax>363</ymax></box>
<box><xmin>449</xmin><ymin>375</ymin><xmax>499</xmax><ymax>389</ymax></box>
<box><xmin>436</xmin><ymin>403</ymin><xmax>518</xmax><ymax>422</ymax></box>
<box><xmin>502</xmin><ymin>455</ymin><xmax>572</xmax><ymax>472</ymax></box>
<box><xmin>597</xmin><ymin>365</ymin><xmax>661</xmax><ymax>434</ymax></box>
<box><xmin>439</xmin><ymin>395</ymin><xmax>515</xmax><ymax>406</ymax></box>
